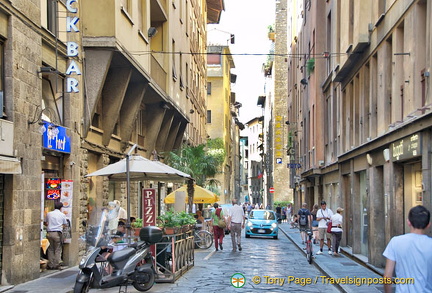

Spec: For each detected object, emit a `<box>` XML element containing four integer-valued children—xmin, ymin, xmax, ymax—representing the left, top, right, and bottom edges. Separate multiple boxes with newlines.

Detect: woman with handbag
<box><xmin>211</xmin><ymin>203</ymin><xmax>225</xmax><ymax>251</ymax></box>
<box><xmin>330</xmin><ymin>207</ymin><xmax>344</xmax><ymax>256</ymax></box>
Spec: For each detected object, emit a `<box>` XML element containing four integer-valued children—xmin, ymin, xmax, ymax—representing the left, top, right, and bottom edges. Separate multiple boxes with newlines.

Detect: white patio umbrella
<box><xmin>85</xmin><ymin>144</ymin><xmax>193</xmax><ymax>239</ymax></box>
<box><xmin>85</xmin><ymin>154</ymin><xmax>192</xmax><ymax>182</ymax></box>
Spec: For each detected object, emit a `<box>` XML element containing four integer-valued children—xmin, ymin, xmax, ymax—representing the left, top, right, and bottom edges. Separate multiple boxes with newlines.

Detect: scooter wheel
<box><xmin>133</xmin><ymin>272</ymin><xmax>155</xmax><ymax>292</ymax></box>
<box><xmin>73</xmin><ymin>280</ymin><xmax>91</xmax><ymax>293</ymax></box>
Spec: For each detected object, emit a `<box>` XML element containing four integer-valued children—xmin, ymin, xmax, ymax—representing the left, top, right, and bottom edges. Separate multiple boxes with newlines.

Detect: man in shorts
<box><xmin>316</xmin><ymin>200</ymin><xmax>333</xmax><ymax>255</ymax></box>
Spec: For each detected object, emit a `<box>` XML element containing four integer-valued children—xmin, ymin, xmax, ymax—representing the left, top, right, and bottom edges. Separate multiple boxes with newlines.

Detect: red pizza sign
<box><xmin>142</xmin><ymin>189</ymin><xmax>156</xmax><ymax>226</ymax></box>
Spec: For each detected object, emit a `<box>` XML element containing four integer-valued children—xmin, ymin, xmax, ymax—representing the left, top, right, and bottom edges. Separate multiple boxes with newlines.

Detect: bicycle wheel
<box><xmin>306</xmin><ymin>242</ymin><xmax>313</xmax><ymax>264</ymax></box>
<box><xmin>195</xmin><ymin>231</ymin><xmax>213</xmax><ymax>249</ymax></box>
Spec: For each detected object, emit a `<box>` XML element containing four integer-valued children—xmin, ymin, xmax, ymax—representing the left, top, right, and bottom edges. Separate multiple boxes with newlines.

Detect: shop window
<box><xmin>42</xmin><ymin>75</ymin><xmax>64</xmax><ymax>125</ymax></box>
<box><xmin>415</xmin><ymin>169</ymin><xmax>422</xmax><ymax>203</ymax></box>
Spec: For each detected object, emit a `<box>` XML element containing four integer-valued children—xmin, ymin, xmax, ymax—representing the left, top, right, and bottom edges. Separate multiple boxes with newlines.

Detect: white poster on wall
<box><xmin>61</xmin><ymin>180</ymin><xmax>73</xmax><ymax>243</ymax></box>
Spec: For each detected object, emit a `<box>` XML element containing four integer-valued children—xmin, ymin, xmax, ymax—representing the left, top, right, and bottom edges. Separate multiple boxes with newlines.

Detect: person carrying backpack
<box><xmin>297</xmin><ymin>203</ymin><xmax>311</xmax><ymax>246</ymax></box>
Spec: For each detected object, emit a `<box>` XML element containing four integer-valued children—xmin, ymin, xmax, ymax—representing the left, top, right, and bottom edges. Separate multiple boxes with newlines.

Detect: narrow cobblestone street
<box><xmin>4</xmin><ymin>225</ymin><xmax>339</xmax><ymax>293</ymax></box>
<box><xmin>6</xmin><ymin>223</ymin><xmax>387</xmax><ymax>293</ymax></box>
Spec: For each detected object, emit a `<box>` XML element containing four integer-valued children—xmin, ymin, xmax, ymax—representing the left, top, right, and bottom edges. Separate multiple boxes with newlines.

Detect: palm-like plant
<box><xmin>165</xmin><ymin>140</ymin><xmax>224</xmax><ymax>210</ymax></box>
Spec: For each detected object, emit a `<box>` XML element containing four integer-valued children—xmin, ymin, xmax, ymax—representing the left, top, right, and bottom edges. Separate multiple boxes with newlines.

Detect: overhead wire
<box><xmin>126</xmin><ymin>50</ymin><xmax>354</xmax><ymax>59</ymax></box>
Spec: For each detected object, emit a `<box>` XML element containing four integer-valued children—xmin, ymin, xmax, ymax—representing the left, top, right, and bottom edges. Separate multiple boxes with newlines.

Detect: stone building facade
<box><xmin>0</xmin><ymin>0</ymin><xmax>223</xmax><ymax>285</ymax></box>
<box><xmin>272</xmin><ymin>0</ymin><xmax>292</xmax><ymax>205</ymax></box>
<box><xmin>285</xmin><ymin>0</ymin><xmax>432</xmax><ymax>268</ymax></box>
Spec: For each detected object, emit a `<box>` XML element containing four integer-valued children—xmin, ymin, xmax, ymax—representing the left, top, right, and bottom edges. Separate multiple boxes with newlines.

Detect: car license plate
<box><xmin>258</xmin><ymin>229</ymin><xmax>265</xmax><ymax>233</ymax></box>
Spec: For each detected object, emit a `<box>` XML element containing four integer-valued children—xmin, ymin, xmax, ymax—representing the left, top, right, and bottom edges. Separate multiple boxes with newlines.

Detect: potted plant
<box><xmin>268</xmin><ymin>24</ymin><xmax>275</xmax><ymax>40</ymax></box>
<box><xmin>131</xmin><ymin>218</ymin><xmax>143</xmax><ymax>236</ymax></box>
<box><xmin>177</xmin><ymin>211</ymin><xmax>196</xmax><ymax>232</ymax></box>
<box><xmin>157</xmin><ymin>209</ymin><xmax>181</xmax><ymax>234</ymax></box>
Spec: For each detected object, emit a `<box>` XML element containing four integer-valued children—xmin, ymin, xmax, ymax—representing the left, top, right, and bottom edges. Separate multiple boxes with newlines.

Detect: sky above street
<box><xmin>208</xmin><ymin>0</ymin><xmax>276</xmax><ymax>124</ymax></box>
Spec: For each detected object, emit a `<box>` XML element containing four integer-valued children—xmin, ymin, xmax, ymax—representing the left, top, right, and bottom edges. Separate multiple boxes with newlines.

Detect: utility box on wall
<box><xmin>0</xmin><ymin>119</ymin><xmax>14</xmax><ymax>156</ymax></box>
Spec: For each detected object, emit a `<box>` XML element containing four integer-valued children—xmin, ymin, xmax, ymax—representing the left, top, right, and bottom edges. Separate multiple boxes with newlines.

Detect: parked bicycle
<box><xmin>194</xmin><ymin>227</ymin><xmax>213</xmax><ymax>249</ymax></box>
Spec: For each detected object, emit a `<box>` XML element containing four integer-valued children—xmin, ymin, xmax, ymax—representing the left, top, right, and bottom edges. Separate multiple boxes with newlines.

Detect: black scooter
<box><xmin>74</xmin><ymin>212</ymin><xmax>162</xmax><ymax>293</ymax></box>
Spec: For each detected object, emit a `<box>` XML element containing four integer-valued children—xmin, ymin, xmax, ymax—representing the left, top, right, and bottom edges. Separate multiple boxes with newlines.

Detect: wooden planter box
<box><xmin>163</xmin><ymin>227</ymin><xmax>180</xmax><ymax>235</ymax></box>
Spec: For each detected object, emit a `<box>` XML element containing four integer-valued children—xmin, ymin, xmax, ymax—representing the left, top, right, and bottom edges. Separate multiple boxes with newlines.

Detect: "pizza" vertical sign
<box><xmin>142</xmin><ymin>189</ymin><xmax>156</xmax><ymax>226</ymax></box>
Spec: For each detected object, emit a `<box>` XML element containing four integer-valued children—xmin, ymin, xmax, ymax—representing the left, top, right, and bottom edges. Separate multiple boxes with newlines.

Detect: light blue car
<box><xmin>245</xmin><ymin>209</ymin><xmax>278</xmax><ymax>239</ymax></box>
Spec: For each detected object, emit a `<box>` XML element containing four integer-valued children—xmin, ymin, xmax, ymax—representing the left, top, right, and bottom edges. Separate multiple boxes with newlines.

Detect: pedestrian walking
<box><xmin>383</xmin><ymin>205</ymin><xmax>432</xmax><ymax>292</ymax></box>
<box><xmin>211</xmin><ymin>203</ymin><xmax>225</xmax><ymax>251</ymax></box>
<box><xmin>311</xmin><ymin>204</ymin><xmax>319</xmax><ymax>244</ymax></box>
<box><xmin>330</xmin><ymin>207</ymin><xmax>343</xmax><ymax>256</ymax></box>
<box><xmin>227</xmin><ymin>198</ymin><xmax>245</xmax><ymax>252</ymax></box>
<box><xmin>275</xmin><ymin>204</ymin><xmax>282</xmax><ymax>223</ymax></box>
<box><xmin>286</xmin><ymin>203</ymin><xmax>292</xmax><ymax>224</ymax></box>
<box><xmin>297</xmin><ymin>203</ymin><xmax>311</xmax><ymax>246</ymax></box>
<box><xmin>246</xmin><ymin>203</ymin><xmax>253</xmax><ymax>214</ymax></box>
<box><xmin>44</xmin><ymin>201</ymin><xmax>68</xmax><ymax>270</ymax></box>
<box><xmin>316</xmin><ymin>200</ymin><xmax>334</xmax><ymax>255</ymax></box>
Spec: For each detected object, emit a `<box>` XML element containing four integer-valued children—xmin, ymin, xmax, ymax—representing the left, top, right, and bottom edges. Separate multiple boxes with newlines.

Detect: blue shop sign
<box><xmin>42</xmin><ymin>121</ymin><xmax>71</xmax><ymax>153</ymax></box>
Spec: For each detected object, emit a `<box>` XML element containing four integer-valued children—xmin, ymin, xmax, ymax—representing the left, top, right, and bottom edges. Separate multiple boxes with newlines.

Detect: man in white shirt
<box><xmin>227</xmin><ymin>199</ymin><xmax>245</xmax><ymax>252</ymax></box>
<box><xmin>44</xmin><ymin>201</ymin><xmax>67</xmax><ymax>270</ymax></box>
<box><xmin>114</xmin><ymin>200</ymin><xmax>127</xmax><ymax>221</ymax></box>
<box><xmin>316</xmin><ymin>200</ymin><xmax>334</xmax><ymax>255</ymax></box>
<box><xmin>383</xmin><ymin>205</ymin><xmax>432</xmax><ymax>292</ymax></box>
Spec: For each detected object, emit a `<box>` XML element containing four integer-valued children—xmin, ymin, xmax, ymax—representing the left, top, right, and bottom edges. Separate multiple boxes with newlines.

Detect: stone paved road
<box><xmin>5</xmin><ymin>229</ymin><xmax>342</xmax><ymax>293</ymax></box>
<box><xmin>84</xmin><ymin>231</ymin><xmax>341</xmax><ymax>293</ymax></box>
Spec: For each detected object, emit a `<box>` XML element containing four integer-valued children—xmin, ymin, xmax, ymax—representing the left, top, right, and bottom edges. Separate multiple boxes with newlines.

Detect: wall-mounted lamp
<box><xmin>38</xmin><ymin>66</ymin><xmax>60</xmax><ymax>74</ymax></box>
<box><xmin>148</xmin><ymin>27</ymin><xmax>158</xmax><ymax>38</ymax></box>
<box><xmin>28</xmin><ymin>105</ymin><xmax>59</xmax><ymax>134</ymax></box>
<box><xmin>300</xmin><ymin>78</ymin><xmax>308</xmax><ymax>85</ymax></box>
<box><xmin>366</xmin><ymin>153</ymin><xmax>373</xmax><ymax>166</ymax></box>
<box><xmin>383</xmin><ymin>148</ymin><xmax>390</xmax><ymax>162</ymax></box>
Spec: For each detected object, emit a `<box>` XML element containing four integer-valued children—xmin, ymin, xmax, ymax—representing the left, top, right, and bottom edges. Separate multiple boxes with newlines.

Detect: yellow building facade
<box><xmin>206</xmin><ymin>45</ymin><xmax>236</xmax><ymax>203</ymax></box>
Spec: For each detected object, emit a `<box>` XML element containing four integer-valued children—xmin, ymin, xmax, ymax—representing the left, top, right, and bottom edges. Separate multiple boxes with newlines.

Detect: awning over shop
<box><xmin>0</xmin><ymin>156</ymin><xmax>22</xmax><ymax>174</ymax></box>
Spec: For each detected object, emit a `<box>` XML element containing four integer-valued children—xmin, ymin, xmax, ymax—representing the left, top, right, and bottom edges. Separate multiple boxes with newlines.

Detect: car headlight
<box><xmin>247</xmin><ymin>221</ymin><xmax>253</xmax><ymax>227</ymax></box>
<box><xmin>271</xmin><ymin>222</ymin><xmax>278</xmax><ymax>228</ymax></box>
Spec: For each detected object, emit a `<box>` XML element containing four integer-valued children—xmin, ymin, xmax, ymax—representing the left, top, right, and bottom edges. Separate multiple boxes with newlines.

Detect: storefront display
<box><xmin>61</xmin><ymin>180</ymin><xmax>73</xmax><ymax>243</ymax></box>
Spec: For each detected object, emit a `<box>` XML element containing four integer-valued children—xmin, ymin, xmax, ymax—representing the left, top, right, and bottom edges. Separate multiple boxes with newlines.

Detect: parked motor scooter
<box><xmin>73</xmin><ymin>211</ymin><xmax>163</xmax><ymax>293</ymax></box>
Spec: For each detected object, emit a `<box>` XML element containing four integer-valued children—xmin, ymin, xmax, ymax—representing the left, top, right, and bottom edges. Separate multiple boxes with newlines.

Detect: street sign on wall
<box><xmin>269</xmin><ymin>187</ymin><xmax>275</xmax><ymax>193</ymax></box>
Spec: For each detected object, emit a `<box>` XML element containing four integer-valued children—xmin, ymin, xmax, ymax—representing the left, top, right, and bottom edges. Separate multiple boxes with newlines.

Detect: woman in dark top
<box><xmin>311</xmin><ymin>204</ymin><xmax>319</xmax><ymax>244</ymax></box>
